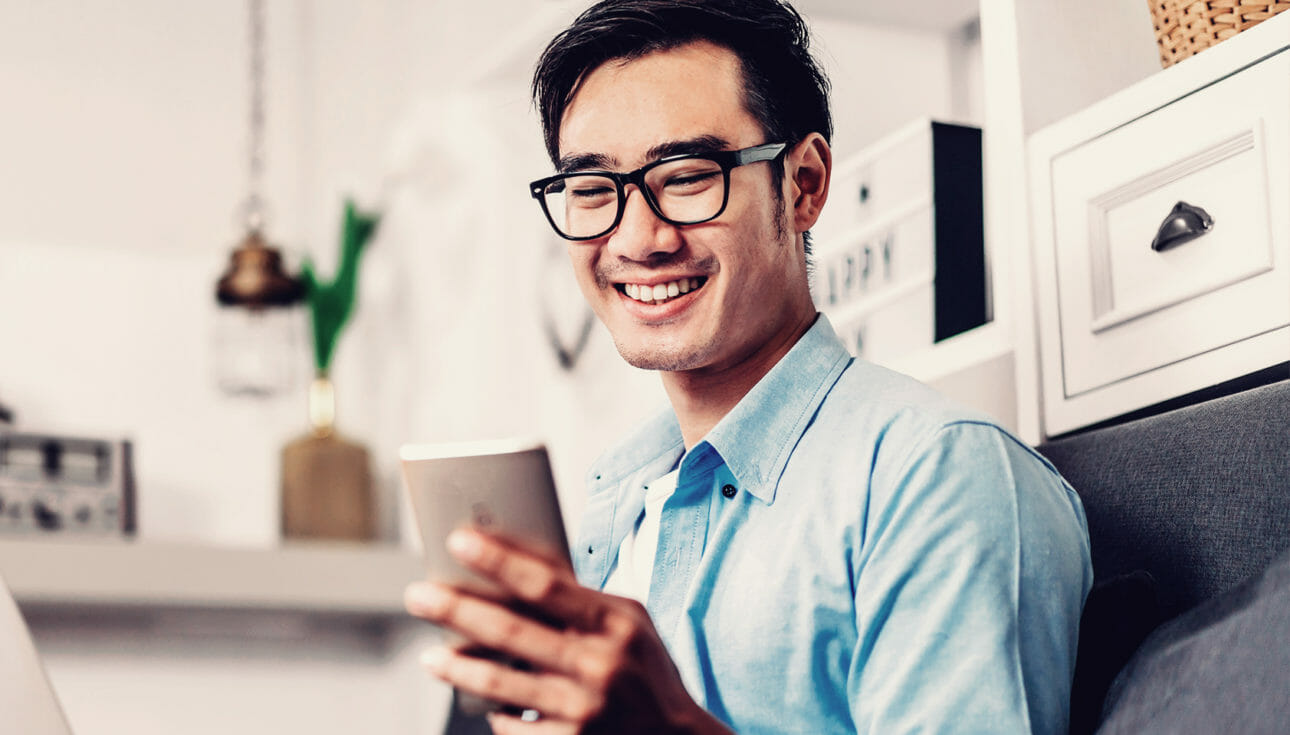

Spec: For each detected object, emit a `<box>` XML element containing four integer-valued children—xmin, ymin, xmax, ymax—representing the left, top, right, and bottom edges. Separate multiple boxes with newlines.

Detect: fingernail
<box><xmin>447</xmin><ymin>528</ymin><xmax>483</xmax><ymax>561</ymax></box>
<box><xmin>404</xmin><ymin>582</ymin><xmax>447</xmax><ymax>615</ymax></box>
<box><xmin>420</xmin><ymin>645</ymin><xmax>449</xmax><ymax>673</ymax></box>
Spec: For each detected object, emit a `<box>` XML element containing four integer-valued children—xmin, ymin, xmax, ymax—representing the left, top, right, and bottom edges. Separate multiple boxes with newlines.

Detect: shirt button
<box><xmin>721</xmin><ymin>484</ymin><xmax>737</xmax><ymax>499</ymax></box>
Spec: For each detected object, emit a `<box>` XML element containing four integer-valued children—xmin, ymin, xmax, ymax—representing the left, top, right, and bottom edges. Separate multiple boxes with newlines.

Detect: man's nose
<box><xmin>604</xmin><ymin>187</ymin><xmax>683</xmax><ymax>262</ymax></box>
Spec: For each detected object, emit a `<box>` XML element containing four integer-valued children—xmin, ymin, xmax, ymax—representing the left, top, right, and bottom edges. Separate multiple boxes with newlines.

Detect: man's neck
<box><xmin>661</xmin><ymin>311</ymin><xmax>818</xmax><ymax>449</ymax></box>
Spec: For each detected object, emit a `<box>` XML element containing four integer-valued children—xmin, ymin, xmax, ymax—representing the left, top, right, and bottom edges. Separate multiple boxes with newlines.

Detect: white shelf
<box><xmin>881</xmin><ymin>320</ymin><xmax>1011</xmax><ymax>383</ymax></box>
<box><xmin>0</xmin><ymin>538</ymin><xmax>423</xmax><ymax>627</ymax></box>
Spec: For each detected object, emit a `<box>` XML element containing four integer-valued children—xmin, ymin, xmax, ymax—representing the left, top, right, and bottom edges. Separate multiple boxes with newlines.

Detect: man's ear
<box><xmin>785</xmin><ymin>133</ymin><xmax>831</xmax><ymax>233</ymax></box>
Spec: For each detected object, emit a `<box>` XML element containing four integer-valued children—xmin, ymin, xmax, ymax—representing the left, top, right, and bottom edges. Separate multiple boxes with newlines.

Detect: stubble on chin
<box><xmin>609</xmin><ymin>328</ymin><xmax>712</xmax><ymax>372</ymax></box>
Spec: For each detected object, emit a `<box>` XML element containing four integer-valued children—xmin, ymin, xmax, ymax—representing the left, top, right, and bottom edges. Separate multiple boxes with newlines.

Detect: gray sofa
<box><xmin>1038</xmin><ymin>378</ymin><xmax>1290</xmax><ymax>734</ymax></box>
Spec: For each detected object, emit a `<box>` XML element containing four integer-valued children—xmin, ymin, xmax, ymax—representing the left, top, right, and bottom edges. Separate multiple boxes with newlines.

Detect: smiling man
<box><xmin>405</xmin><ymin>2</ymin><xmax>1093</xmax><ymax>733</ymax></box>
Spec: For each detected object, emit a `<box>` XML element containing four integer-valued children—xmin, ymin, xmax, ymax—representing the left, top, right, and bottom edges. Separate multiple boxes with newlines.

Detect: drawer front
<box><xmin>813</xmin><ymin>123</ymin><xmax>932</xmax><ymax>244</ymax></box>
<box><xmin>1048</xmin><ymin>51</ymin><xmax>1290</xmax><ymax>400</ymax></box>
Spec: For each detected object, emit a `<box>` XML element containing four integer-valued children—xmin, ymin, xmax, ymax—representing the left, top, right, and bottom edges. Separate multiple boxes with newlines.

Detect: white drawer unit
<box><xmin>812</xmin><ymin>119</ymin><xmax>987</xmax><ymax>362</ymax></box>
<box><xmin>1029</xmin><ymin>18</ymin><xmax>1290</xmax><ymax>436</ymax></box>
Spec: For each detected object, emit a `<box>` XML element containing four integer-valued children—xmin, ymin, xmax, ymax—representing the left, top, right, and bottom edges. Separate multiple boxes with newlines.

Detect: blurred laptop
<box><xmin>0</xmin><ymin>573</ymin><xmax>74</xmax><ymax>734</ymax></box>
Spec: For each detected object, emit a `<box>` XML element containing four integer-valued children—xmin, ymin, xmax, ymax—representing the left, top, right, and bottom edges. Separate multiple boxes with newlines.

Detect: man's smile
<box><xmin>616</xmin><ymin>277</ymin><xmax>708</xmax><ymax>305</ymax></box>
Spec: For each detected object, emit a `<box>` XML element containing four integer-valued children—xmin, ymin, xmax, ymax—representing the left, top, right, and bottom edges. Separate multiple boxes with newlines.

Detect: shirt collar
<box><xmin>586</xmin><ymin>405</ymin><xmax>684</xmax><ymax>492</ymax></box>
<box><xmin>586</xmin><ymin>314</ymin><xmax>852</xmax><ymax>504</ymax></box>
<box><xmin>701</xmin><ymin>314</ymin><xmax>852</xmax><ymax>504</ymax></box>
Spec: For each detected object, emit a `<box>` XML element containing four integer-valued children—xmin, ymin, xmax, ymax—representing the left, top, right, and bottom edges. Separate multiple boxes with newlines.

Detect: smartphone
<box><xmin>400</xmin><ymin>438</ymin><xmax>572</xmax><ymax>717</ymax></box>
<box><xmin>400</xmin><ymin>438</ymin><xmax>571</xmax><ymax>594</ymax></box>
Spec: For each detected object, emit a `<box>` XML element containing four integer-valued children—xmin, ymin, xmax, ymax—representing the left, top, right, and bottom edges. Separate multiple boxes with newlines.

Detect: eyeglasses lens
<box><xmin>542</xmin><ymin>174</ymin><xmax>618</xmax><ymax>240</ymax></box>
<box><xmin>542</xmin><ymin>157</ymin><xmax>727</xmax><ymax>239</ymax></box>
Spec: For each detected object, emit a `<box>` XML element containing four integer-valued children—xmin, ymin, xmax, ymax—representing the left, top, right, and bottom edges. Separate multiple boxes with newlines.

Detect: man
<box><xmin>405</xmin><ymin>1</ymin><xmax>1093</xmax><ymax>733</ymax></box>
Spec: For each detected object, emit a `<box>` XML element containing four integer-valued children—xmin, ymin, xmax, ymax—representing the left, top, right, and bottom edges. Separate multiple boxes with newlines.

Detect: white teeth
<box><xmin>621</xmin><ymin>277</ymin><xmax>704</xmax><ymax>304</ymax></box>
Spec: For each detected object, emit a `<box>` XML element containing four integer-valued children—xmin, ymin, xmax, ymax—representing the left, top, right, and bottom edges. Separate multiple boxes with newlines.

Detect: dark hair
<box><xmin>531</xmin><ymin>0</ymin><xmax>832</xmax><ymax>165</ymax></box>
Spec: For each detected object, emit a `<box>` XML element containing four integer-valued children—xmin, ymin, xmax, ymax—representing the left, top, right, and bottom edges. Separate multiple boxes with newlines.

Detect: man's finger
<box><xmin>447</xmin><ymin>529</ymin><xmax>611</xmax><ymax>630</ymax></box>
<box><xmin>421</xmin><ymin>646</ymin><xmax>602</xmax><ymax>722</ymax></box>
<box><xmin>405</xmin><ymin>582</ymin><xmax>586</xmax><ymax>674</ymax></box>
<box><xmin>467</xmin><ymin>527</ymin><xmax>576</xmax><ymax>571</ymax></box>
<box><xmin>405</xmin><ymin>582</ymin><xmax>632</xmax><ymax>687</ymax></box>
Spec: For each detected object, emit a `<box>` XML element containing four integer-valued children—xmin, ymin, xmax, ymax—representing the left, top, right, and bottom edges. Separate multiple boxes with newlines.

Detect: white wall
<box><xmin>1</xmin><ymin>0</ymin><xmax>360</xmax><ymax>547</ymax></box>
<box><xmin>1013</xmin><ymin>0</ymin><xmax>1159</xmax><ymax>133</ymax></box>
<box><xmin>0</xmin><ymin>2</ymin><xmax>971</xmax><ymax>733</ymax></box>
<box><xmin>0</xmin><ymin>2</ymin><xmax>449</xmax><ymax>732</ymax></box>
<box><xmin>811</xmin><ymin>14</ymin><xmax>983</xmax><ymax>157</ymax></box>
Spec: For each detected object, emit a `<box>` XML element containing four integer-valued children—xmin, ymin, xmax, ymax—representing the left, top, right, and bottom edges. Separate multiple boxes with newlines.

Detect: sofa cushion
<box><xmin>1096</xmin><ymin>545</ymin><xmax>1290</xmax><ymax>734</ymax></box>
<box><xmin>1068</xmin><ymin>570</ymin><xmax>1162</xmax><ymax>735</ymax></box>
<box><xmin>1037</xmin><ymin>379</ymin><xmax>1290</xmax><ymax>622</ymax></box>
<box><xmin>1038</xmin><ymin>378</ymin><xmax>1290</xmax><ymax>731</ymax></box>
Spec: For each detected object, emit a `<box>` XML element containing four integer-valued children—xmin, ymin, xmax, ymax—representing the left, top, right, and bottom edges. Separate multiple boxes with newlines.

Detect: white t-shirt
<box><xmin>601</xmin><ymin>468</ymin><xmax>680</xmax><ymax>604</ymax></box>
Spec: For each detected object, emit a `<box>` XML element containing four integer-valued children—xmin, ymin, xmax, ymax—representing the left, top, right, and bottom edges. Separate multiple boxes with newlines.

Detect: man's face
<box><xmin>556</xmin><ymin>41</ymin><xmax>815</xmax><ymax>375</ymax></box>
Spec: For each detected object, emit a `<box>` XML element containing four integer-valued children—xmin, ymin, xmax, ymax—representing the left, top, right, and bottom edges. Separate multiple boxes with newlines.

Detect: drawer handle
<box><xmin>1151</xmin><ymin>201</ymin><xmax>1214</xmax><ymax>252</ymax></box>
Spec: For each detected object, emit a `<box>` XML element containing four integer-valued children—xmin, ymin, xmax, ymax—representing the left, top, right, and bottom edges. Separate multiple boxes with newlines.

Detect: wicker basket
<box><xmin>1149</xmin><ymin>1</ymin><xmax>1290</xmax><ymax>67</ymax></box>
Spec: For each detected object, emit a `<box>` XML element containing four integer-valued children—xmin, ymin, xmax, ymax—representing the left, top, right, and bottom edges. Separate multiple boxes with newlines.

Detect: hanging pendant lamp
<box><xmin>213</xmin><ymin>0</ymin><xmax>304</xmax><ymax>397</ymax></box>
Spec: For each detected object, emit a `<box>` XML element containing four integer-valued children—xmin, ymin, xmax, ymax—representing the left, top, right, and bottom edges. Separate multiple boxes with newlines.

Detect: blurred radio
<box><xmin>0</xmin><ymin>432</ymin><xmax>135</xmax><ymax>537</ymax></box>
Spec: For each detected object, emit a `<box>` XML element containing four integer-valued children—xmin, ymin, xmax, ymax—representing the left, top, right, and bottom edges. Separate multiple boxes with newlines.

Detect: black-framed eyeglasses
<box><xmin>529</xmin><ymin>142</ymin><xmax>788</xmax><ymax>241</ymax></box>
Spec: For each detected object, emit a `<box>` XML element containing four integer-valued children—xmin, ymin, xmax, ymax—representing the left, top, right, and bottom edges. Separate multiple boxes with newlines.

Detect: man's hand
<box><xmin>404</xmin><ymin>528</ymin><xmax>732</xmax><ymax>735</ymax></box>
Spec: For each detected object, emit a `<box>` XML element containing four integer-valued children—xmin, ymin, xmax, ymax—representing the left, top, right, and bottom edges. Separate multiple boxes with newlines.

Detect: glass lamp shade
<box><xmin>214</xmin><ymin>230</ymin><xmax>305</xmax><ymax>397</ymax></box>
<box><xmin>214</xmin><ymin>305</ymin><xmax>304</xmax><ymax>397</ymax></box>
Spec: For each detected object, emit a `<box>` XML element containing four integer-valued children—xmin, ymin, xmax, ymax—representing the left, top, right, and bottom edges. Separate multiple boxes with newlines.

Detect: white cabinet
<box><xmin>1029</xmin><ymin>15</ymin><xmax>1290</xmax><ymax>435</ymax></box>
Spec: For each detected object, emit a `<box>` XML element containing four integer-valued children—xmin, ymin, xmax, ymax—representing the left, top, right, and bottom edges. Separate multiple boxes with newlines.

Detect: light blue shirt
<box><xmin>575</xmin><ymin>315</ymin><xmax>1092</xmax><ymax>734</ymax></box>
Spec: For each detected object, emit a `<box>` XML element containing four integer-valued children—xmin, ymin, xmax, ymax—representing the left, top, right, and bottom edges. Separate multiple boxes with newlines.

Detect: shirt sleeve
<box><xmin>848</xmin><ymin>421</ymin><xmax>1092</xmax><ymax>735</ymax></box>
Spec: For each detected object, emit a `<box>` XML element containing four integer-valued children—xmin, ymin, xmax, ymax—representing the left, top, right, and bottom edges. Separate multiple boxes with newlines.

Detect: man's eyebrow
<box><xmin>556</xmin><ymin>135</ymin><xmax>734</xmax><ymax>174</ymax></box>
<box><xmin>644</xmin><ymin>135</ymin><xmax>731</xmax><ymax>162</ymax></box>
<box><xmin>557</xmin><ymin>152</ymin><xmax>616</xmax><ymax>173</ymax></box>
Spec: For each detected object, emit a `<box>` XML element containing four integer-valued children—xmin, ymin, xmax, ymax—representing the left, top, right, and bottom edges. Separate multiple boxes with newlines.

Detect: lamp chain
<box><xmin>245</xmin><ymin>0</ymin><xmax>267</xmax><ymax>234</ymax></box>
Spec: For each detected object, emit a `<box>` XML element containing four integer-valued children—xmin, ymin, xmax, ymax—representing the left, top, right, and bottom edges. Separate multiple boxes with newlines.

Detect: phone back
<box><xmin>400</xmin><ymin>439</ymin><xmax>571</xmax><ymax>595</ymax></box>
